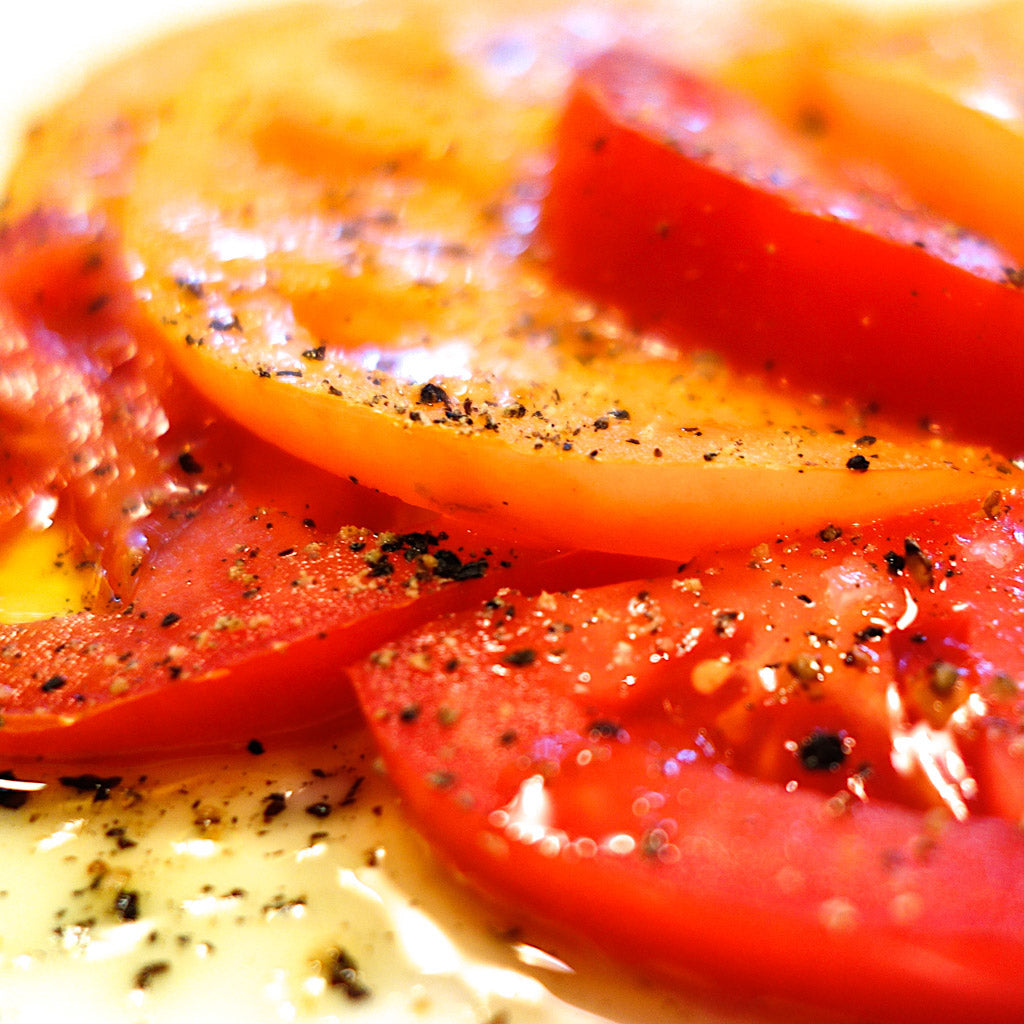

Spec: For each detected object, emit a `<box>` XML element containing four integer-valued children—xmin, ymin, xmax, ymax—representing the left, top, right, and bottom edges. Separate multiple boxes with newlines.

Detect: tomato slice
<box><xmin>0</xmin><ymin>393</ymin><xmax>669</xmax><ymax>761</ymax></box>
<box><xmin>544</xmin><ymin>48</ymin><xmax>1024</xmax><ymax>455</ymax></box>
<box><xmin>0</xmin><ymin>214</ymin><xmax>167</xmax><ymax>558</ymax></box>
<box><xmin>0</xmin><ymin>213</ymin><xmax>674</xmax><ymax>759</ymax></box>
<box><xmin>725</xmin><ymin>1</ymin><xmax>1024</xmax><ymax>262</ymax></box>
<box><xmin>0</xmin><ymin>433</ymin><xmax>643</xmax><ymax>759</ymax></box>
<box><xmin>7</xmin><ymin>9</ymin><xmax>1011</xmax><ymax>561</ymax></box>
<box><xmin>352</xmin><ymin>492</ymin><xmax>1024</xmax><ymax>1022</ymax></box>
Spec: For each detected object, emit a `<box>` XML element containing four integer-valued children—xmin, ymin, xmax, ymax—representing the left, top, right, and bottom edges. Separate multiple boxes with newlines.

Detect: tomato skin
<box><xmin>352</xmin><ymin>494</ymin><xmax>1024</xmax><ymax>1021</ymax></box>
<box><xmin>545</xmin><ymin>50</ymin><xmax>1024</xmax><ymax>454</ymax></box>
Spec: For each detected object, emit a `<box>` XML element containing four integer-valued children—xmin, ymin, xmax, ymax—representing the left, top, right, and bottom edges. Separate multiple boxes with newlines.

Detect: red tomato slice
<box><xmin>0</xmin><ymin>408</ymin><xmax>669</xmax><ymax>759</ymax></box>
<box><xmin>0</xmin><ymin>212</ymin><xmax>222</xmax><ymax>590</ymax></box>
<box><xmin>0</xmin><ymin>445</ymin><xmax>583</xmax><ymax>759</ymax></box>
<box><xmin>352</xmin><ymin>492</ymin><xmax>1024</xmax><ymax>1022</ymax></box>
<box><xmin>544</xmin><ymin>49</ymin><xmax>1024</xmax><ymax>455</ymax></box>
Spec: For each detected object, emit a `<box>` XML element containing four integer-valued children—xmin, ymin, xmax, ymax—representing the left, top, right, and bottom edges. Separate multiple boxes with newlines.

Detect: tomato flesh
<box><xmin>544</xmin><ymin>49</ymin><xmax>1024</xmax><ymax>455</ymax></box>
<box><xmin>352</xmin><ymin>494</ymin><xmax>1024</xmax><ymax>1021</ymax></box>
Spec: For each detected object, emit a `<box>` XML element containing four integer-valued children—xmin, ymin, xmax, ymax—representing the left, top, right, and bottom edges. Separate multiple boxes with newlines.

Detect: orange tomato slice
<box><xmin>9</xmin><ymin>3</ymin><xmax>1015</xmax><ymax>561</ymax></box>
<box><xmin>727</xmin><ymin>0</ymin><xmax>1024</xmax><ymax>260</ymax></box>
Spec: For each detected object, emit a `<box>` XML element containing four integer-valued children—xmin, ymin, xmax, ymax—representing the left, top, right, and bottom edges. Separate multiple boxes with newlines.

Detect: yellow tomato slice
<box><xmin>10</xmin><ymin>2</ymin><xmax>1015</xmax><ymax>560</ymax></box>
<box><xmin>728</xmin><ymin>0</ymin><xmax>1024</xmax><ymax>260</ymax></box>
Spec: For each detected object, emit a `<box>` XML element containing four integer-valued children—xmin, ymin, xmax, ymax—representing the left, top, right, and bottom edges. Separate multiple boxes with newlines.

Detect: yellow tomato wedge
<box><xmin>9</xmin><ymin>2</ymin><xmax>1015</xmax><ymax>561</ymax></box>
<box><xmin>727</xmin><ymin>0</ymin><xmax>1024</xmax><ymax>260</ymax></box>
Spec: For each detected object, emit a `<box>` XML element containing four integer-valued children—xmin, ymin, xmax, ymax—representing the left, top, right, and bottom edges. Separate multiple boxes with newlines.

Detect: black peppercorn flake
<box><xmin>322</xmin><ymin>947</ymin><xmax>371</xmax><ymax>1000</ymax></box>
<box><xmin>884</xmin><ymin>550</ymin><xmax>906</xmax><ymax>574</ymax></box>
<box><xmin>177</xmin><ymin>451</ymin><xmax>204</xmax><ymax>475</ymax></box>
<box><xmin>366</xmin><ymin>557</ymin><xmax>394</xmax><ymax>579</ymax></box>
<box><xmin>209</xmin><ymin>313</ymin><xmax>241</xmax><ymax>332</ymax></box>
<box><xmin>0</xmin><ymin>771</ymin><xmax>32</xmax><ymax>810</ymax></box>
<box><xmin>59</xmin><ymin>773</ymin><xmax>122</xmax><ymax>801</ymax></box>
<box><xmin>106</xmin><ymin>826</ymin><xmax>138</xmax><ymax>849</ymax></box>
<box><xmin>713</xmin><ymin>610</ymin><xmax>741</xmax><ymax>637</ymax></box>
<box><xmin>797</xmin><ymin>731</ymin><xmax>847</xmax><ymax>772</ymax></box>
<box><xmin>399</xmin><ymin>703</ymin><xmax>422</xmax><ymax>723</ymax></box>
<box><xmin>588</xmin><ymin>719</ymin><xmax>622</xmax><ymax>739</ymax></box>
<box><xmin>114</xmin><ymin>889</ymin><xmax>140</xmax><ymax>922</ymax></box>
<box><xmin>133</xmin><ymin>962</ymin><xmax>170</xmax><ymax>991</ymax></box>
<box><xmin>263</xmin><ymin>792</ymin><xmax>288</xmax><ymax>821</ymax></box>
<box><xmin>432</xmin><ymin>549</ymin><xmax>487</xmax><ymax>581</ymax></box>
<box><xmin>903</xmin><ymin>538</ymin><xmax>935</xmax><ymax>588</ymax></box>
<box><xmin>418</xmin><ymin>382</ymin><xmax>450</xmax><ymax>406</ymax></box>
<box><xmin>854</xmin><ymin>625</ymin><xmax>886</xmax><ymax>643</ymax></box>
<box><xmin>160</xmin><ymin>612</ymin><xmax>181</xmax><ymax>628</ymax></box>
<box><xmin>504</xmin><ymin>648</ymin><xmax>537</xmax><ymax>667</ymax></box>
<box><xmin>340</xmin><ymin>776</ymin><xmax>365</xmax><ymax>807</ymax></box>
<box><xmin>846</xmin><ymin>454</ymin><xmax>870</xmax><ymax>472</ymax></box>
<box><xmin>41</xmin><ymin>674</ymin><xmax>67</xmax><ymax>693</ymax></box>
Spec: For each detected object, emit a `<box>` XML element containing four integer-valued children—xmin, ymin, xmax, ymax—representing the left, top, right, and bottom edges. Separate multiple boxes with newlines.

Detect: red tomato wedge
<box><xmin>544</xmin><ymin>49</ymin><xmax>1024</xmax><ymax>455</ymax></box>
<box><xmin>352</xmin><ymin>492</ymin><xmax>1024</xmax><ymax>1023</ymax></box>
<box><xmin>5</xmin><ymin>7</ymin><xmax>1012</xmax><ymax>562</ymax></box>
<box><xmin>0</xmin><ymin>460</ymin><xmax>506</xmax><ymax>759</ymax></box>
<box><xmin>0</xmin><ymin>213</ymin><xmax>179</xmax><ymax>580</ymax></box>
